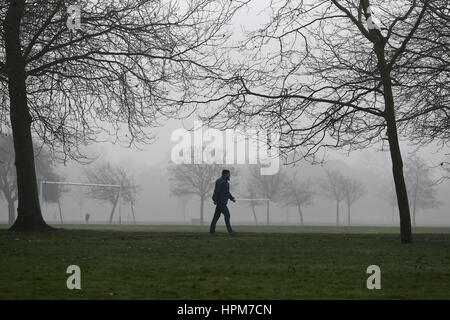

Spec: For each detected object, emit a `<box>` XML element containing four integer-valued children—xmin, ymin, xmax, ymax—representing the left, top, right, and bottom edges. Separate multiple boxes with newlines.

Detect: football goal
<box><xmin>39</xmin><ymin>181</ymin><xmax>131</xmax><ymax>224</ymax></box>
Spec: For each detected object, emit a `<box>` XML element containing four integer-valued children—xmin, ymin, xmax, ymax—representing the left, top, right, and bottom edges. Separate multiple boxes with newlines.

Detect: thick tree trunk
<box><xmin>375</xmin><ymin>42</ymin><xmax>412</xmax><ymax>243</ymax></box>
<box><xmin>386</xmin><ymin>109</ymin><xmax>412</xmax><ymax>243</ymax></box>
<box><xmin>336</xmin><ymin>200</ymin><xmax>340</xmax><ymax>226</ymax></box>
<box><xmin>5</xmin><ymin>1</ymin><xmax>51</xmax><ymax>232</ymax></box>
<box><xmin>8</xmin><ymin>200</ymin><xmax>16</xmax><ymax>225</ymax></box>
<box><xmin>251</xmin><ymin>205</ymin><xmax>258</xmax><ymax>225</ymax></box>
<box><xmin>297</xmin><ymin>204</ymin><xmax>304</xmax><ymax>225</ymax></box>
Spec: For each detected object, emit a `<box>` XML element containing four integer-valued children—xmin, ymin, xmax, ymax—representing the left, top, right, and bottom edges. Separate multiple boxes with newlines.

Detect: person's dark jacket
<box><xmin>212</xmin><ymin>176</ymin><xmax>234</xmax><ymax>206</ymax></box>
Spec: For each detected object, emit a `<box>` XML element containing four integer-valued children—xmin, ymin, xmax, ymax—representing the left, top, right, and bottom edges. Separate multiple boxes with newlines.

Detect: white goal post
<box><xmin>39</xmin><ymin>181</ymin><xmax>125</xmax><ymax>224</ymax></box>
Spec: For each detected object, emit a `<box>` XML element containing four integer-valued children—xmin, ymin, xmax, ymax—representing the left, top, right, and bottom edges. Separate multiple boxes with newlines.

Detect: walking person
<box><xmin>210</xmin><ymin>169</ymin><xmax>237</xmax><ymax>236</ymax></box>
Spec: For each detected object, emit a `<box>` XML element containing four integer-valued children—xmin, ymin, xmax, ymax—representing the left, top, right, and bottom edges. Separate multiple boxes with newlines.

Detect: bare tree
<box><xmin>199</xmin><ymin>0</ymin><xmax>449</xmax><ymax>243</ymax></box>
<box><xmin>405</xmin><ymin>155</ymin><xmax>440</xmax><ymax>227</ymax></box>
<box><xmin>0</xmin><ymin>0</ymin><xmax>247</xmax><ymax>231</ymax></box>
<box><xmin>84</xmin><ymin>162</ymin><xmax>139</xmax><ymax>224</ymax></box>
<box><xmin>168</xmin><ymin>162</ymin><xmax>222</xmax><ymax>226</ymax></box>
<box><xmin>341</xmin><ymin>177</ymin><xmax>365</xmax><ymax>226</ymax></box>
<box><xmin>402</xmin><ymin>2</ymin><xmax>449</xmax><ymax>186</ymax></box>
<box><xmin>321</xmin><ymin>170</ymin><xmax>345</xmax><ymax>226</ymax></box>
<box><xmin>278</xmin><ymin>170</ymin><xmax>314</xmax><ymax>225</ymax></box>
<box><xmin>402</xmin><ymin>1</ymin><xmax>449</xmax><ymax>144</ymax></box>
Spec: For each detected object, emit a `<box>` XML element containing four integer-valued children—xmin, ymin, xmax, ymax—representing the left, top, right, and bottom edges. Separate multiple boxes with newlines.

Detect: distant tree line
<box><xmin>166</xmin><ymin>153</ymin><xmax>441</xmax><ymax>227</ymax></box>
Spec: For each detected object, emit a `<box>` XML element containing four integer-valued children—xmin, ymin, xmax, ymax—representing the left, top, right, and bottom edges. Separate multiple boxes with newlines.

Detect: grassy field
<box><xmin>0</xmin><ymin>224</ymin><xmax>449</xmax><ymax>300</ymax></box>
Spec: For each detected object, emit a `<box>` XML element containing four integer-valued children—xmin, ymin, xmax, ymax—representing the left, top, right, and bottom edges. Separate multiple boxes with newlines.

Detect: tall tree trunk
<box><xmin>266</xmin><ymin>200</ymin><xmax>270</xmax><ymax>225</ymax></box>
<box><xmin>57</xmin><ymin>198</ymin><xmax>63</xmax><ymax>224</ymax></box>
<box><xmin>131</xmin><ymin>203</ymin><xmax>136</xmax><ymax>224</ymax></box>
<box><xmin>347</xmin><ymin>204</ymin><xmax>351</xmax><ymax>226</ymax></box>
<box><xmin>374</xmin><ymin>42</ymin><xmax>412</xmax><ymax>244</ymax></box>
<box><xmin>297</xmin><ymin>204</ymin><xmax>304</xmax><ymax>225</ymax></box>
<box><xmin>109</xmin><ymin>192</ymin><xmax>120</xmax><ymax>224</ymax></box>
<box><xmin>5</xmin><ymin>1</ymin><xmax>51</xmax><ymax>232</ymax></box>
<box><xmin>336</xmin><ymin>200</ymin><xmax>340</xmax><ymax>226</ymax></box>
<box><xmin>8</xmin><ymin>200</ymin><xmax>15</xmax><ymax>225</ymax></box>
<box><xmin>200</xmin><ymin>195</ymin><xmax>204</xmax><ymax>225</ymax></box>
<box><xmin>251</xmin><ymin>205</ymin><xmax>258</xmax><ymax>225</ymax></box>
<box><xmin>385</xmin><ymin>106</ymin><xmax>412</xmax><ymax>243</ymax></box>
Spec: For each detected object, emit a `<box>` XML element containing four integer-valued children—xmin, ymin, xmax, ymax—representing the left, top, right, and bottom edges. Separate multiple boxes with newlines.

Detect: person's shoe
<box><xmin>229</xmin><ymin>231</ymin><xmax>238</xmax><ymax>236</ymax></box>
<box><xmin>210</xmin><ymin>232</ymin><xmax>218</xmax><ymax>236</ymax></box>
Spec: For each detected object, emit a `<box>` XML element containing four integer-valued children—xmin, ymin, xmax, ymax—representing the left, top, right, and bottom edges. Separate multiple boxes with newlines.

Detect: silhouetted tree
<box><xmin>0</xmin><ymin>0</ymin><xmax>247</xmax><ymax>231</ymax></box>
<box><xmin>168</xmin><ymin>162</ymin><xmax>223</xmax><ymax>226</ymax></box>
<box><xmin>341</xmin><ymin>177</ymin><xmax>365</xmax><ymax>226</ymax></box>
<box><xmin>200</xmin><ymin>0</ymin><xmax>449</xmax><ymax>243</ymax></box>
<box><xmin>402</xmin><ymin>1</ymin><xmax>449</xmax><ymax>144</ymax></box>
<box><xmin>278</xmin><ymin>170</ymin><xmax>314</xmax><ymax>225</ymax></box>
<box><xmin>405</xmin><ymin>155</ymin><xmax>440</xmax><ymax>226</ymax></box>
<box><xmin>321</xmin><ymin>170</ymin><xmax>345</xmax><ymax>226</ymax></box>
<box><xmin>84</xmin><ymin>162</ymin><xmax>139</xmax><ymax>224</ymax></box>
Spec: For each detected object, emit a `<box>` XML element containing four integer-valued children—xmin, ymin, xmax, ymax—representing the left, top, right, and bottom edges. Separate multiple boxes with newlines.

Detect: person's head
<box><xmin>222</xmin><ymin>169</ymin><xmax>231</xmax><ymax>180</ymax></box>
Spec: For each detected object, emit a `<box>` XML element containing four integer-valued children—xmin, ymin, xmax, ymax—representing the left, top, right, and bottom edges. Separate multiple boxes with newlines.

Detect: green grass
<box><xmin>0</xmin><ymin>224</ymin><xmax>449</xmax><ymax>300</ymax></box>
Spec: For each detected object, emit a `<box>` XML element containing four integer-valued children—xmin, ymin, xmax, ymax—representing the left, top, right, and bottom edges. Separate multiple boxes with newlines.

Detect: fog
<box><xmin>1</xmin><ymin>0</ymin><xmax>448</xmax><ymax>228</ymax></box>
<box><xmin>1</xmin><ymin>116</ymin><xmax>448</xmax><ymax>227</ymax></box>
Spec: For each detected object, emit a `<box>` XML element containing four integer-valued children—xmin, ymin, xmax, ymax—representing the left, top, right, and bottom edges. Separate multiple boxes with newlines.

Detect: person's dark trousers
<box><xmin>210</xmin><ymin>204</ymin><xmax>233</xmax><ymax>234</ymax></box>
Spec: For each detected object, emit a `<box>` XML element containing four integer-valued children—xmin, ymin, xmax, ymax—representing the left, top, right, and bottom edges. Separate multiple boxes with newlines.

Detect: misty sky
<box><xmin>1</xmin><ymin>1</ymin><xmax>449</xmax><ymax>226</ymax></box>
